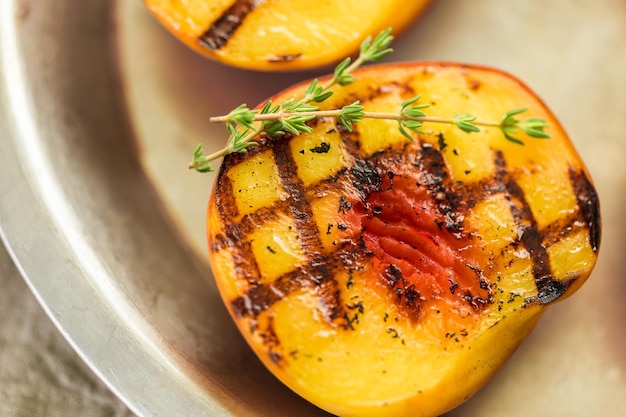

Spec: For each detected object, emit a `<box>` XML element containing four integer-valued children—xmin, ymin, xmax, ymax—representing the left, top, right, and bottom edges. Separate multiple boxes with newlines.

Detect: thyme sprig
<box><xmin>190</xmin><ymin>29</ymin><xmax>393</xmax><ymax>173</ymax></box>
<box><xmin>190</xmin><ymin>29</ymin><xmax>549</xmax><ymax>173</ymax></box>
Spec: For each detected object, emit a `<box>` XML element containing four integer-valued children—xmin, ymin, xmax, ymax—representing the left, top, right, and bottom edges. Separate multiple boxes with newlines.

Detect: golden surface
<box><xmin>206</xmin><ymin>63</ymin><xmax>599</xmax><ymax>416</ymax></box>
<box><xmin>143</xmin><ymin>0</ymin><xmax>431</xmax><ymax>70</ymax></box>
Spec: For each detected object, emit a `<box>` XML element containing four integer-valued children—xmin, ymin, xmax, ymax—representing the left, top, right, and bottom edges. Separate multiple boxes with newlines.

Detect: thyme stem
<box><xmin>189</xmin><ymin>28</ymin><xmax>549</xmax><ymax>173</ymax></box>
<box><xmin>189</xmin><ymin>147</ymin><xmax>231</xmax><ymax>169</ymax></box>
<box><xmin>210</xmin><ymin>111</ymin><xmax>501</xmax><ymax>128</ymax></box>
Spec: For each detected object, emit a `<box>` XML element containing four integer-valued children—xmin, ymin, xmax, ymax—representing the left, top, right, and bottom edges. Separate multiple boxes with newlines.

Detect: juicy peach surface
<box><xmin>206</xmin><ymin>63</ymin><xmax>600</xmax><ymax>416</ymax></box>
<box><xmin>143</xmin><ymin>0</ymin><xmax>430</xmax><ymax>70</ymax></box>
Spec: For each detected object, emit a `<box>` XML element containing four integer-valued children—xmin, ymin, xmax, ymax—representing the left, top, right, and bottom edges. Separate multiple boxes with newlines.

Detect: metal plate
<box><xmin>0</xmin><ymin>1</ymin><xmax>624</xmax><ymax>416</ymax></box>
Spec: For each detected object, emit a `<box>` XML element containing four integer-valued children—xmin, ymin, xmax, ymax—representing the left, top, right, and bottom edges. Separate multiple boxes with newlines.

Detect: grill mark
<box><xmin>272</xmin><ymin>137</ymin><xmax>325</xmax><ymax>258</ymax></box>
<box><xmin>306</xmin><ymin>168</ymin><xmax>349</xmax><ymax>197</ymax></box>
<box><xmin>212</xmin><ymin>128</ymin><xmax>355</xmax><ymax>252</ymax></box>
<box><xmin>212</xmin><ymin>170</ymin><xmax>244</xmax><ymax>251</ymax></box>
<box><xmin>349</xmin><ymin>159</ymin><xmax>383</xmax><ymax>197</ymax></box>
<box><xmin>232</xmin><ymin>267</ymin><xmax>311</xmax><ymax>320</ymax></box>
<box><xmin>268</xmin><ymin>53</ymin><xmax>303</xmax><ymax>63</ymax></box>
<box><xmin>215</xmin><ymin>87</ymin><xmax>598</xmax><ymax>350</ymax></box>
<box><xmin>215</xmin><ymin>163</ymin><xmax>240</xmax><ymax>220</ymax></box>
<box><xmin>231</xmin><ymin>242</ymin><xmax>361</xmax><ymax>319</ymax></box>
<box><xmin>316</xmin><ymin>263</ymin><xmax>348</xmax><ymax>325</ymax></box>
<box><xmin>540</xmin><ymin>211</ymin><xmax>587</xmax><ymax>249</ymax></box>
<box><xmin>214</xmin><ymin>166</ymin><xmax>262</xmax><ymax>284</ymax></box>
<box><xmin>521</xmin><ymin>224</ymin><xmax>570</xmax><ymax>304</ymax></box>
<box><xmin>493</xmin><ymin>151</ymin><xmax>571</xmax><ymax>304</ymax></box>
<box><xmin>198</xmin><ymin>0</ymin><xmax>263</xmax><ymax>50</ymax></box>
<box><xmin>569</xmin><ymin>167</ymin><xmax>601</xmax><ymax>252</ymax></box>
<box><xmin>212</xmin><ymin>205</ymin><xmax>280</xmax><ymax>252</ymax></box>
<box><xmin>336</xmin><ymin>119</ymin><xmax>364</xmax><ymax>158</ymax></box>
<box><xmin>272</xmin><ymin>139</ymin><xmax>348</xmax><ymax>324</ymax></box>
<box><xmin>232</xmin><ymin>271</ymin><xmax>309</xmax><ymax>319</ymax></box>
<box><xmin>229</xmin><ymin>138</ymin><xmax>349</xmax><ymax>331</ymax></box>
<box><xmin>222</xmin><ymin>142</ymin><xmax>594</xmax><ymax>325</ymax></box>
<box><xmin>262</xmin><ymin>314</ymin><xmax>283</xmax><ymax>365</ymax></box>
<box><xmin>415</xmin><ymin>144</ymin><xmax>473</xmax><ymax>236</ymax></box>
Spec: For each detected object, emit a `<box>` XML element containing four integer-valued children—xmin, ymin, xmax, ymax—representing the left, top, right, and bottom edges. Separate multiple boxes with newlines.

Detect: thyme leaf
<box><xmin>189</xmin><ymin>29</ymin><xmax>550</xmax><ymax>173</ymax></box>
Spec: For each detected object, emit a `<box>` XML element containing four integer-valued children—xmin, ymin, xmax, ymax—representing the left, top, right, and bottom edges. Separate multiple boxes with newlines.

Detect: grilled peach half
<box><xmin>143</xmin><ymin>0</ymin><xmax>430</xmax><ymax>71</ymax></box>
<box><xmin>207</xmin><ymin>63</ymin><xmax>600</xmax><ymax>416</ymax></box>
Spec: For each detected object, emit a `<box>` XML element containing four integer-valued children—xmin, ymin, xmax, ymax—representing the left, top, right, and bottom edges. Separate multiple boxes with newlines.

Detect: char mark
<box><xmin>493</xmin><ymin>151</ymin><xmax>571</xmax><ymax>304</ymax></box>
<box><xmin>273</xmin><ymin>138</ymin><xmax>351</xmax><ymax>324</ymax></box>
<box><xmin>229</xmin><ymin>137</ymin><xmax>350</xmax><ymax>326</ymax></box>
<box><xmin>350</xmin><ymin>159</ymin><xmax>383</xmax><ymax>197</ymax></box>
<box><xmin>198</xmin><ymin>0</ymin><xmax>263</xmax><ymax>50</ymax></box>
<box><xmin>230</xmin><ymin>251</ymin><xmax>350</xmax><ymax>320</ymax></box>
<box><xmin>569</xmin><ymin>167</ymin><xmax>601</xmax><ymax>252</ymax></box>
<box><xmin>416</xmin><ymin>144</ymin><xmax>470</xmax><ymax>235</ymax></box>
<box><xmin>220</xmin><ymin>131</ymin><xmax>595</xmax><ymax>327</ymax></box>
<box><xmin>268</xmin><ymin>53</ymin><xmax>303</xmax><ymax>63</ymax></box>
<box><xmin>272</xmin><ymin>134</ymin><xmax>326</xmax><ymax>256</ymax></box>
